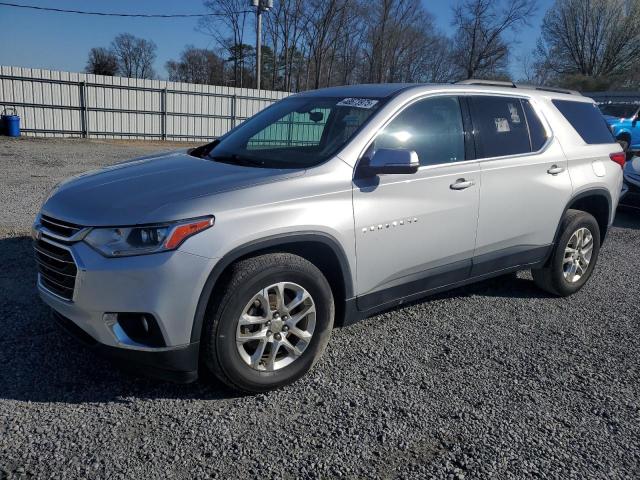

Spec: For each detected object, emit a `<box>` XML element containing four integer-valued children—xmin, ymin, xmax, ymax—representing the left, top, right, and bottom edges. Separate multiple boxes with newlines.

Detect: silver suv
<box><xmin>33</xmin><ymin>82</ymin><xmax>624</xmax><ymax>392</ymax></box>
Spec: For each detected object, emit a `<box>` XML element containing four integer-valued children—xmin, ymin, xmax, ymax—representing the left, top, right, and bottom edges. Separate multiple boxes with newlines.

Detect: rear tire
<box><xmin>532</xmin><ymin>209</ymin><xmax>601</xmax><ymax>297</ymax></box>
<box><xmin>202</xmin><ymin>253</ymin><xmax>334</xmax><ymax>393</ymax></box>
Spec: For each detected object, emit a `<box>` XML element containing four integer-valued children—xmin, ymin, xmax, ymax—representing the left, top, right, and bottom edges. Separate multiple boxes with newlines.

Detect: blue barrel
<box><xmin>2</xmin><ymin>107</ymin><xmax>20</xmax><ymax>137</ymax></box>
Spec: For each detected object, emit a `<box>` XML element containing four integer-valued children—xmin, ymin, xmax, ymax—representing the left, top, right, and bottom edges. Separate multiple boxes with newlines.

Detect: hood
<box><xmin>42</xmin><ymin>151</ymin><xmax>304</xmax><ymax>226</ymax></box>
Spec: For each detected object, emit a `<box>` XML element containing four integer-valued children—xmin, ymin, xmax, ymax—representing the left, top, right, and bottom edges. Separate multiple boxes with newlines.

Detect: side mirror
<box><xmin>359</xmin><ymin>148</ymin><xmax>419</xmax><ymax>177</ymax></box>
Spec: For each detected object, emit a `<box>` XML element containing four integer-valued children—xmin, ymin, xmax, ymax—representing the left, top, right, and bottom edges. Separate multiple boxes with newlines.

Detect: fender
<box><xmin>568</xmin><ymin>187</ymin><xmax>613</xmax><ymax>224</ymax></box>
<box><xmin>189</xmin><ymin>231</ymin><xmax>355</xmax><ymax>343</ymax></box>
<box><xmin>613</xmin><ymin>126</ymin><xmax>632</xmax><ymax>139</ymax></box>
<box><xmin>614</xmin><ymin>128</ymin><xmax>635</xmax><ymax>150</ymax></box>
<box><xmin>544</xmin><ymin>188</ymin><xmax>612</xmax><ymax>266</ymax></box>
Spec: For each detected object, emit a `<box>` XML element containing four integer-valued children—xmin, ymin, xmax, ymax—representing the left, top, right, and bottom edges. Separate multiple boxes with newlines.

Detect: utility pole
<box><xmin>252</xmin><ymin>0</ymin><xmax>272</xmax><ymax>91</ymax></box>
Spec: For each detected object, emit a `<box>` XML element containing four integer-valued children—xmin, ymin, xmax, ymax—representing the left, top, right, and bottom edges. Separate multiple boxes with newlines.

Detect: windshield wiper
<box><xmin>209</xmin><ymin>153</ymin><xmax>266</xmax><ymax>167</ymax></box>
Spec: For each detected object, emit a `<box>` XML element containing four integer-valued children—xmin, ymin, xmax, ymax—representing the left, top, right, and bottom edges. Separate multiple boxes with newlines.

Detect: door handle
<box><xmin>547</xmin><ymin>165</ymin><xmax>565</xmax><ymax>175</ymax></box>
<box><xmin>450</xmin><ymin>178</ymin><xmax>475</xmax><ymax>190</ymax></box>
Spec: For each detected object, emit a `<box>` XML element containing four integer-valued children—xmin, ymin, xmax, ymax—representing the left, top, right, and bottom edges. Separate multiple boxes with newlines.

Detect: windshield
<box><xmin>599</xmin><ymin>103</ymin><xmax>639</xmax><ymax>118</ymax></box>
<box><xmin>207</xmin><ymin>96</ymin><xmax>384</xmax><ymax>168</ymax></box>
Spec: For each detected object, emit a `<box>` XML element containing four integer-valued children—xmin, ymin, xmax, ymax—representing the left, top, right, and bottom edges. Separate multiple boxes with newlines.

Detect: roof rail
<box><xmin>526</xmin><ymin>85</ymin><xmax>582</xmax><ymax>96</ymax></box>
<box><xmin>455</xmin><ymin>79</ymin><xmax>582</xmax><ymax>96</ymax></box>
<box><xmin>455</xmin><ymin>79</ymin><xmax>516</xmax><ymax>88</ymax></box>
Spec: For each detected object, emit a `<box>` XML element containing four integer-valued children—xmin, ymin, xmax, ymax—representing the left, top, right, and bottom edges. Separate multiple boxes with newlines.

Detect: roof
<box><xmin>293</xmin><ymin>82</ymin><xmax>591</xmax><ymax>103</ymax></box>
<box><xmin>295</xmin><ymin>83</ymin><xmax>420</xmax><ymax>99</ymax></box>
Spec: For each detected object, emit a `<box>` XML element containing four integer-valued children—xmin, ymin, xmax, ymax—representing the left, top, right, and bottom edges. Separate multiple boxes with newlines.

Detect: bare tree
<box><xmin>166</xmin><ymin>46</ymin><xmax>224</xmax><ymax>84</ymax></box>
<box><xmin>85</xmin><ymin>47</ymin><xmax>118</xmax><ymax>76</ymax></box>
<box><xmin>111</xmin><ymin>33</ymin><xmax>157</xmax><ymax>79</ymax></box>
<box><xmin>86</xmin><ymin>0</ymin><xmax>640</xmax><ymax>93</ymax></box>
<box><xmin>517</xmin><ymin>48</ymin><xmax>557</xmax><ymax>85</ymax></box>
<box><xmin>195</xmin><ymin>0</ymin><xmax>459</xmax><ymax>91</ymax></box>
<box><xmin>264</xmin><ymin>0</ymin><xmax>308</xmax><ymax>90</ymax></box>
<box><xmin>333</xmin><ymin>2</ymin><xmax>367</xmax><ymax>85</ymax></box>
<box><xmin>423</xmin><ymin>36</ymin><xmax>458</xmax><ymax>83</ymax></box>
<box><xmin>451</xmin><ymin>0</ymin><xmax>537</xmax><ymax>80</ymax></box>
<box><xmin>302</xmin><ymin>0</ymin><xmax>352</xmax><ymax>89</ymax></box>
<box><xmin>264</xmin><ymin>4</ymin><xmax>282</xmax><ymax>89</ymax></box>
<box><xmin>199</xmin><ymin>0</ymin><xmax>251</xmax><ymax>87</ymax></box>
<box><xmin>618</xmin><ymin>63</ymin><xmax>640</xmax><ymax>90</ymax></box>
<box><xmin>360</xmin><ymin>0</ymin><xmax>450</xmax><ymax>84</ymax></box>
<box><xmin>364</xmin><ymin>0</ymin><xmax>416</xmax><ymax>83</ymax></box>
<box><xmin>536</xmin><ymin>0</ymin><xmax>640</xmax><ymax>83</ymax></box>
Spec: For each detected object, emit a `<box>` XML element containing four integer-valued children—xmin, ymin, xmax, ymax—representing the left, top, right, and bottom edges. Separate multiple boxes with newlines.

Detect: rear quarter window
<box><xmin>522</xmin><ymin>100</ymin><xmax>548</xmax><ymax>151</ymax></box>
<box><xmin>552</xmin><ymin>100</ymin><xmax>615</xmax><ymax>144</ymax></box>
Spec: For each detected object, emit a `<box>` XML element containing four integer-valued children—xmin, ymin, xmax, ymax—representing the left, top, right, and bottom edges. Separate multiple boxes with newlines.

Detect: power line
<box><xmin>0</xmin><ymin>2</ymin><xmax>251</xmax><ymax>18</ymax></box>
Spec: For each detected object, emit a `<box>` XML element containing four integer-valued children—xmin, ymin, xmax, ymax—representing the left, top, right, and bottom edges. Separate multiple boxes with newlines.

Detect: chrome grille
<box><xmin>34</xmin><ymin>239</ymin><xmax>77</xmax><ymax>301</ymax></box>
<box><xmin>40</xmin><ymin>214</ymin><xmax>83</xmax><ymax>238</ymax></box>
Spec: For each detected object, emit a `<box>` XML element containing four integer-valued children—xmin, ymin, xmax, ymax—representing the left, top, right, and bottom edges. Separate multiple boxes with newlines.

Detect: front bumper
<box><xmin>52</xmin><ymin>310</ymin><xmax>200</xmax><ymax>383</ymax></box>
<box><xmin>36</xmin><ymin>236</ymin><xmax>218</xmax><ymax>381</ymax></box>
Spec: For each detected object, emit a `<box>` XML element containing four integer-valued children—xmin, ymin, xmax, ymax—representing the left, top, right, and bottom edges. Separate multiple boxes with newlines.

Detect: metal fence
<box><xmin>0</xmin><ymin>65</ymin><xmax>290</xmax><ymax>141</ymax></box>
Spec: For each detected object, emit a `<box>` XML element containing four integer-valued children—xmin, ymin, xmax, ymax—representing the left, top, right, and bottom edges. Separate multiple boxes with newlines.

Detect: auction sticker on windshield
<box><xmin>336</xmin><ymin>98</ymin><xmax>379</xmax><ymax>109</ymax></box>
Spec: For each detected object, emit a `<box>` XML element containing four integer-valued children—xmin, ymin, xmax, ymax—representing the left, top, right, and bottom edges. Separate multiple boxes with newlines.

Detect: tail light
<box><xmin>610</xmin><ymin>152</ymin><xmax>626</xmax><ymax>168</ymax></box>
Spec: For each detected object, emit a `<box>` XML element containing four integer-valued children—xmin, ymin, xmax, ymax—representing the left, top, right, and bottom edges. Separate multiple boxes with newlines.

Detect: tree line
<box><xmin>86</xmin><ymin>0</ymin><xmax>640</xmax><ymax>92</ymax></box>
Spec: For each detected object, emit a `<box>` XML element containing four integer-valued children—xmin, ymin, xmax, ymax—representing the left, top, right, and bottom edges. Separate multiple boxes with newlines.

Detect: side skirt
<box><xmin>342</xmin><ymin>244</ymin><xmax>552</xmax><ymax>326</ymax></box>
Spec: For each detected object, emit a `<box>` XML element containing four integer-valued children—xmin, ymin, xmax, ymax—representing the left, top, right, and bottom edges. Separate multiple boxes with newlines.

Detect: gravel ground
<box><xmin>0</xmin><ymin>137</ymin><xmax>198</xmax><ymax>235</ymax></box>
<box><xmin>1</xmin><ymin>137</ymin><xmax>640</xmax><ymax>479</ymax></box>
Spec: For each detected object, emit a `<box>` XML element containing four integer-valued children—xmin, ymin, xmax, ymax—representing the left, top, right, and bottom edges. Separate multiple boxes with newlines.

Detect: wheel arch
<box><xmin>616</xmin><ymin>130</ymin><xmax>632</xmax><ymax>148</ymax></box>
<box><xmin>617</xmin><ymin>130</ymin><xmax>632</xmax><ymax>142</ymax></box>
<box><xmin>190</xmin><ymin>232</ymin><xmax>355</xmax><ymax>343</ymax></box>
<box><xmin>562</xmin><ymin>189</ymin><xmax>612</xmax><ymax>243</ymax></box>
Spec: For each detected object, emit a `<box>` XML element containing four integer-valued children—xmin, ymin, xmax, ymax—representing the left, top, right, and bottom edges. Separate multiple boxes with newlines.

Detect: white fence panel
<box><xmin>0</xmin><ymin>65</ymin><xmax>290</xmax><ymax>141</ymax></box>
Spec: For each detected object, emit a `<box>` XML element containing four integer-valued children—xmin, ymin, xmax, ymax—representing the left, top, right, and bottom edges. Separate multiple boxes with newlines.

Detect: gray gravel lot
<box><xmin>1</xmin><ymin>137</ymin><xmax>640</xmax><ymax>479</ymax></box>
<box><xmin>0</xmin><ymin>137</ymin><xmax>198</xmax><ymax>235</ymax></box>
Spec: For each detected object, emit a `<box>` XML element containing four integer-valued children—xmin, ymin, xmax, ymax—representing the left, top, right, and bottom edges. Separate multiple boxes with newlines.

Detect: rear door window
<box><xmin>552</xmin><ymin>100</ymin><xmax>615</xmax><ymax>144</ymax></box>
<box><xmin>469</xmin><ymin>96</ymin><xmax>531</xmax><ymax>158</ymax></box>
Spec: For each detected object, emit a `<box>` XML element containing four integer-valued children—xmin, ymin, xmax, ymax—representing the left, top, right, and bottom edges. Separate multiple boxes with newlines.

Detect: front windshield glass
<box><xmin>599</xmin><ymin>103</ymin><xmax>638</xmax><ymax>118</ymax></box>
<box><xmin>208</xmin><ymin>96</ymin><xmax>384</xmax><ymax>168</ymax></box>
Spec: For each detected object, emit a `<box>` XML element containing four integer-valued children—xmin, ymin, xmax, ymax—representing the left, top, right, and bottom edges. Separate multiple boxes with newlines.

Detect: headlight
<box><xmin>84</xmin><ymin>216</ymin><xmax>214</xmax><ymax>257</ymax></box>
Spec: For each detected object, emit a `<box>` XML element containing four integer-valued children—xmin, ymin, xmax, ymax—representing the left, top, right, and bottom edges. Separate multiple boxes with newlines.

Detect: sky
<box><xmin>0</xmin><ymin>0</ymin><xmax>555</xmax><ymax>81</ymax></box>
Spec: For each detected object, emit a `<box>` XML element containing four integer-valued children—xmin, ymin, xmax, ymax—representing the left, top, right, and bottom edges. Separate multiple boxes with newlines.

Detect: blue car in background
<box><xmin>599</xmin><ymin>102</ymin><xmax>640</xmax><ymax>153</ymax></box>
<box><xmin>621</xmin><ymin>154</ymin><xmax>640</xmax><ymax>205</ymax></box>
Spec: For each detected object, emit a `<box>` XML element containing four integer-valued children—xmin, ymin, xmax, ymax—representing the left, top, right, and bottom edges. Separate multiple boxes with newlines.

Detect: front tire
<box><xmin>532</xmin><ymin>209</ymin><xmax>601</xmax><ymax>297</ymax></box>
<box><xmin>202</xmin><ymin>253</ymin><xmax>334</xmax><ymax>393</ymax></box>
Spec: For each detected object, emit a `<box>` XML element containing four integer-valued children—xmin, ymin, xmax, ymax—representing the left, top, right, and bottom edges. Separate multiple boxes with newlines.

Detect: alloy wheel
<box><xmin>563</xmin><ymin>227</ymin><xmax>594</xmax><ymax>283</ymax></box>
<box><xmin>235</xmin><ymin>282</ymin><xmax>316</xmax><ymax>371</ymax></box>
